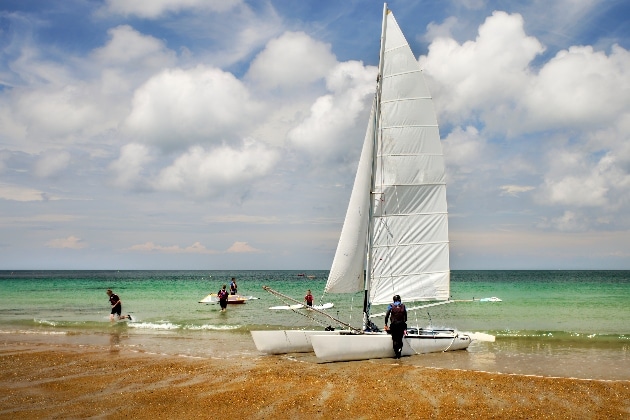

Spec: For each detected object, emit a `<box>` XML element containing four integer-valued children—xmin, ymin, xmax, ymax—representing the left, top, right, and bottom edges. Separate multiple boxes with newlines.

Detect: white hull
<box><xmin>311</xmin><ymin>329</ymin><xmax>471</xmax><ymax>362</ymax></box>
<box><xmin>198</xmin><ymin>294</ymin><xmax>258</xmax><ymax>304</ymax></box>
<box><xmin>250</xmin><ymin>330</ymin><xmax>340</xmax><ymax>354</ymax></box>
<box><xmin>269</xmin><ymin>302</ymin><xmax>334</xmax><ymax>310</ymax></box>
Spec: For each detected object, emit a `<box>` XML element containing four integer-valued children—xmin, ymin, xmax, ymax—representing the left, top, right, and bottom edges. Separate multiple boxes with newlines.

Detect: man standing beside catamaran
<box><xmin>384</xmin><ymin>295</ymin><xmax>407</xmax><ymax>359</ymax></box>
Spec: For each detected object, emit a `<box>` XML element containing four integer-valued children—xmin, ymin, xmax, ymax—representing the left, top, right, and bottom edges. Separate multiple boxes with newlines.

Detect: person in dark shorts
<box><xmin>384</xmin><ymin>294</ymin><xmax>407</xmax><ymax>358</ymax></box>
<box><xmin>217</xmin><ymin>284</ymin><xmax>229</xmax><ymax>312</ymax></box>
<box><xmin>107</xmin><ymin>289</ymin><xmax>132</xmax><ymax>321</ymax></box>
<box><xmin>229</xmin><ymin>278</ymin><xmax>238</xmax><ymax>295</ymax></box>
<box><xmin>304</xmin><ymin>289</ymin><xmax>314</xmax><ymax>307</ymax></box>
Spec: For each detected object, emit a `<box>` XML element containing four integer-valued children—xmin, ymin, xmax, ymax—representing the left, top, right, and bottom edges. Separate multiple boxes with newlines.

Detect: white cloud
<box><xmin>1</xmin><ymin>30</ymin><xmax>170</xmax><ymax>152</ymax></box>
<box><xmin>246</xmin><ymin>31</ymin><xmax>337</xmax><ymax>90</ymax></box>
<box><xmin>14</xmin><ymin>84</ymin><xmax>104</xmax><ymax>139</ymax></box>
<box><xmin>127</xmin><ymin>240</ymin><xmax>260</xmax><ymax>254</ymax></box>
<box><xmin>500</xmin><ymin>185</ymin><xmax>535</xmax><ymax>197</ymax></box>
<box><xmin>420</xmin><ymin>11</ymin><xmax>544</xmax><ymax>129</ymax></box>
<box><xmin>34</xmin><ymin>150</ymin><xmax>71</xmax><ymax>178</ymax></box>
<box><xmin>0</xmin><ymin>24</ymin><xmax>180</xmax><ymax>154</ymax></box>
<box><xmin>226</xmin><ymin>241</ymin><xmax>261</xmax><ymax>253</ymax></box>
<box><xmin>418</xmin><ymin>8</ymin><xmax>630</xmax><ymax>235</ymax></box>
<box><xmin>100</xmin><ymin>0</ymin><xmax>240</xmax><ymax>19</ymax></box>
<box><xmin>124</xmin><ymin>66</ymin><xmax>262</xmax><ymax>150</ymax></box>
<box><xmin>538</xmin><ymin>149</ymin><xmax>630</xmax><ymax>208</ymax></box>
<box><xmin>425</xmin><ymin>16</ymin><xmax>459</xmax><ymax>41</ymax></box>
<box><xmin>523</xmin><ymin>44</ymin><xmax>630</xmax><ymax>131</ymax></box>
<box><xmin>536</xmin><ymin>210</ymin><xmax>593</xmax><ymax>232</ymax></box>
<box><xmin>109</xmin><ymin>143</ymin><xmax>152</xmax><ymax>189</ymax></box>
<box><xmin>88</xmin><ymin>26</ymin><xmax>179</xmax><ymax>105</ymax></box>
<box><xmin>288</xmin><ymin>60</ymin><xmax>375</xmax><ymax>159</ymax></box>
<box><xmin>127</xmin><ymin>241</ymin><xmax>218</xmax><ymax>254</ymax></box>
<box><xmin>420</xmin><ymin>11</ymin><xmax>630</xmax><ymax>136</ymax></box>
<box><xmin>46</xmin><ymin>235</ymin><xmax>87</xmax><ymax>249</ymax></box>
<box><xmin>92</xmin><ymin>25</ymin><xmax>176</xmax><ymax>68</ymax></box>
<box><xmin>0</xmin><ymin>183</ymin><xmax>48</xmax><ymax>202</ymax></box>
<box><xmin>442</xmin><ymin>126</ymin><xmax>487</xmax><ymax>174</ymax></box>
<box><xmin>153</xmin><ymin>140</ymin><xmax>279</xmax><ymax>198</ymax></box>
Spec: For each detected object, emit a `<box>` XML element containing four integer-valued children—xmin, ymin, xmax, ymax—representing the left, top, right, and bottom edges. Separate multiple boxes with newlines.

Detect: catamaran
<box><xmin>252</xmin><ymin>3</ymin><xmax>481</xmax><ymax>360</ymax></box>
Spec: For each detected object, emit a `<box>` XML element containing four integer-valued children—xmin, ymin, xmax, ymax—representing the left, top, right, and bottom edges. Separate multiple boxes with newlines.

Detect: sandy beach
<box><xmin>1</xmin><ymin>338</ymin><xmax>628</xmax><ymax>419</ymax></box>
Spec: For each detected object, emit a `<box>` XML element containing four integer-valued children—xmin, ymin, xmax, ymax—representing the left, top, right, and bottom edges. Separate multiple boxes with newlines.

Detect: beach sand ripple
<box><xmin>1</xmin><ymin>342</ymin><xmax>629</xmax><ymax>419</ymax></box>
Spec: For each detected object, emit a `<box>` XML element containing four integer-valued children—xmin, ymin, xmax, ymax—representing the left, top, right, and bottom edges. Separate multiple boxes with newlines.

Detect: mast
<box><xmin>363</xmin><ymin>3</ymin><xmax>388</xmax><ymax>329</ymax></box>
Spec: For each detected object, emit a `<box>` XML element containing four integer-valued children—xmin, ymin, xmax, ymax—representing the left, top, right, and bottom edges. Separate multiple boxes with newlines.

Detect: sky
<box><xmin>0</xmin><ymin>0</ymin><xmax>629</xmax><ymax>270</ymax></box>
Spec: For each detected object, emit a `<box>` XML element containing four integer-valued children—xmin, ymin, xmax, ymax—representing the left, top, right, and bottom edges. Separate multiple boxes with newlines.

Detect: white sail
<box><xmin>325</xmin><ymin>102</ymin><xmax>376</xmax><ymax>294</ymax></box>
<box><xmin>370</xmin><ymin>11</ymin><xmax>450</xmax><ymax>305</ymax></box>
<box><xmin>326</xmin><ymin>9</ymin><xmax>450</xmax><ymax>305</ymax></box>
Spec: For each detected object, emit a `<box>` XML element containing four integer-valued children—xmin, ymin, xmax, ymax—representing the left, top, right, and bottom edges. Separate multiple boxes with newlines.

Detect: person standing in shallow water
<box><xmin>217</xmin><ymin>284</ymin><xmax>229</xmax><ymax>312</ymax></box>
<box><xmin>229</xmin><ymin>277</ymin><xmax>238</xmax><ymax>295</ymax></box>
<box><xmin>304</xmin><ymin>289</ymin><xmax>314</xmax><ymax>307</ymax></box>
<box><xmin>384</xmin><ymin>294</ymin><xmax>407</xmax><ymax>359</ymax></box>
<box><xmin>107</xmin><ymin>289</ymin><xmax>132</xmax><ymax>322</ymax></box>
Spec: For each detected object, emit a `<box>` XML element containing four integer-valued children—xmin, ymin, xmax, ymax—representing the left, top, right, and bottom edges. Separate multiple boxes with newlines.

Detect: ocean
<box><xmin>1</xmin><ymin>270</ymin><xmax>628</xmax><ymax>380</ymax></box>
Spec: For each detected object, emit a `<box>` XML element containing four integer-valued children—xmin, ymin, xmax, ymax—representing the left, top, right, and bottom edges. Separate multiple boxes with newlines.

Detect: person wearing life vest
<box><xmin>217</xmin><ymin>284</ymin><xmax>229</xmax><ymax>312</ymax></box>
<box><xmin>304</xmin><ymin>289</ymin><xmax>314</xmax><ymax>307</ymax></box>
<box><xmin>384</xmin><ymin>294</ymin><xmax>407</xmax><ymax>359</ymax></box>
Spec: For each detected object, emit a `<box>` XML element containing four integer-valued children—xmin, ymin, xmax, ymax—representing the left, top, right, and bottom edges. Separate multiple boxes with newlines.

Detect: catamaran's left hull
<box><xmin>250</xmin><ymin>330</ymin><xmax>339</xmax><ymax>354</ymax></box>
<box><xmin>311</xmin><ymin>330</ymin><xmax>471</xmax><ymax>362</ymax></box>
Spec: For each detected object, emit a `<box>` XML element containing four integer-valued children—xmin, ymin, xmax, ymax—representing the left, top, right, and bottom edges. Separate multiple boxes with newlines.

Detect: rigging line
<box><xmin>267</xmin><ymin>289</ymin><xmax>332</xmax><ymax>327</ymax></box>
<box><xmin>283</xmin><ymin>291</ymin><xmax>330</xmax><ymax>324</ymax></box>
<box><xmin>443</xmin><ymin>335</ymin><xmax>458</xmax><ymax>352</ymax></box>
<box><xmin>292</xmin><ymin>307</ymin><xmax>332</xmax><ymax>327</ymax></box>
<box><xmin>370</xmin><ymin>300</ymin><xmax>455</xmax><ymax>318</ymax></box>
<box><xmin>380</xmin><ymin>97</ymin><xmax>432</xmax><ymax>104</ymax></box>
<box><xmin>261</xmin><ymin>286</ymin><xmax>360</xmax><ymax>332</ymax></box>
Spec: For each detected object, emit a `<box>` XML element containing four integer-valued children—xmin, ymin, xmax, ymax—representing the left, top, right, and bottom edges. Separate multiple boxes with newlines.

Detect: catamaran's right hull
<box><xmin>250</xmin><ymin>330</ymin><xmax>339</xmax><ymax>354</ymax></box>
<box><xmin>311</xmin><ymin>330</ymin><xmax>471</xmax><ymax>362</ymax></box>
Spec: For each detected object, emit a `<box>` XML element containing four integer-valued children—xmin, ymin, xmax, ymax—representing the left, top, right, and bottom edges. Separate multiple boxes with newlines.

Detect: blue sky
<box><xmin>1</xmin><ymin>0</ymin><xmax>629</xmax><ymax>270</ymax></box>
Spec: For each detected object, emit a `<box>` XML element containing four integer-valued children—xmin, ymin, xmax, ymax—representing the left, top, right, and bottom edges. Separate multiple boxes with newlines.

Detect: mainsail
<box><xmin>325</xmin><ymin>8</ymin><xmax>450</xmax><ymax>306</ymax></box>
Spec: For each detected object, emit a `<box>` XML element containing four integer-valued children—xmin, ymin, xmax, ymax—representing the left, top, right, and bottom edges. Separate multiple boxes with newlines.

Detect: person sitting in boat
<box><xmin>384</xmin><ymin>294</ymin><xmax>407</xmax><ymax>359</ymax></box>
<box><xmin>304</xmin><ymin>289</ymin><xmax>314</xmax><ymax>307</ymax></box>
<box><xmin>229</xmin><ymin>278</ymin><xmax>238</xmax><ymax>295</ymax></box>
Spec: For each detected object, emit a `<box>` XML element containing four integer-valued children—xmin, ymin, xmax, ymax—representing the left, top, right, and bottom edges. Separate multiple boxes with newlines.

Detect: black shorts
<box><xmin>111</xmin><ymin>306</ymin><xmax>122</xmax><ymax>316</ymax></box>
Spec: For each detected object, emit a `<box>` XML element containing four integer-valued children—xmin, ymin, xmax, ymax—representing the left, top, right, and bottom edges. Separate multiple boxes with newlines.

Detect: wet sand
<box><xmin>1</xmin><ymin>340</ymin><xmax>629</xmax><ymax>419</ymax></box>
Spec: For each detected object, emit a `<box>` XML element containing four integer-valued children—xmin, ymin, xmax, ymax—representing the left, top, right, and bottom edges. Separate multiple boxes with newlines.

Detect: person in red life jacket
<box><xmin>106</xmin><ymin>289</ymin><xmax>132</xmax><ymax>322</ymax></box>
<box><xmin>304</xmin><ymin>289</ymin><xmax>314</xmax><ymax>307</ymax></box>
<box><xmin>384</xmin><ymin>294</ymin><xmax>407</xmax><ymax>359</ymax></box>
<box><xmin>217</xmin><ymin>284</ymin><xmax>229</xmax><ymax>312</ymax></box>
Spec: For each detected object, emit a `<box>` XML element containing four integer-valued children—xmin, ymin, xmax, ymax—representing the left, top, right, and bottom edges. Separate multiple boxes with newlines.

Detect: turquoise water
<box><xmin>1</xmin><ymin>270</ymin><xmax>629</xmax><ymax>380</ymax></box>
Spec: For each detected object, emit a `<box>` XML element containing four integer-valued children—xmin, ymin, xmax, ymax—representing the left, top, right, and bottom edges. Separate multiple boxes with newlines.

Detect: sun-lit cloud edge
<box><xmin>125</xmin><ymin>241</ymin><xmax>263</xmax><ymax>254</ymax></box>
<box><xmin>46</xmin><ymin>235</ymin><xmax>87</xmax><ymax>249</ymax></box>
